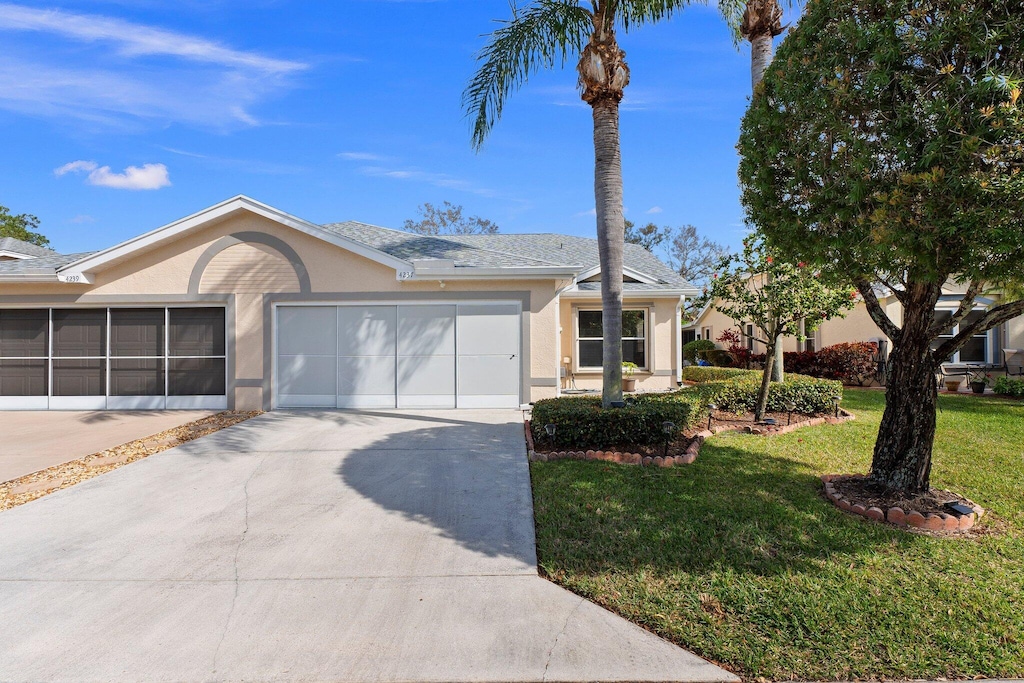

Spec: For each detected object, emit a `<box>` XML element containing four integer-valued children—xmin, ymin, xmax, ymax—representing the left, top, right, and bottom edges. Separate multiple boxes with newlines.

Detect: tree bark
<box><xmin>755</xmin><ymin>337</ymin><xmax>775</xmax><ymax>421</ymax></box>
<box><xmin>869</xmin><ymin>281</ymin><xmax>943</xmax><ymax>494</ymax></box>
<box><xmin>750</xmin><ymin>34</ymin><xmax>774</xmax><ymax>89</ymax></box>
<box><xmin>771</xmin><ymin>335</ymin><xmax>784</xmax><ymax>382</ymax></box>
<box><xmin>592</xmin><ymin>97</ymin><xmax>625</xmax><ymax>407</ymax></box>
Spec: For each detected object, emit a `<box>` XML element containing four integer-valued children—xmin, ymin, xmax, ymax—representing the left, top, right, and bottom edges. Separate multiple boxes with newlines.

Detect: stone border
<box><xmin>821</xmin><ymin>474</ymin><xmax>985</xmax><ymax>533</ymax></box>
<box><xmin>524</xmin><ymin>409</ymin><xmax>854</xmax><ymax>467</ymax></box>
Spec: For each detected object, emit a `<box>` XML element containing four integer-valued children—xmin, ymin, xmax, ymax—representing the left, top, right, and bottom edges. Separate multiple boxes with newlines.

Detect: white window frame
<box><xmin>934</xmin><ymin>304</ymin><xmax>992</xmax><ymax>364</ymax></box>
<box><xmin>574</xmin><ymin>307</ymin><xmax>649</xmax><ymax>372</ymax></box>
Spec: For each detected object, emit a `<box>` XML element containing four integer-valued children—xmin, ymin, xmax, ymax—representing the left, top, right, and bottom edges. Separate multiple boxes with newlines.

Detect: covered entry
<box><xmin>275</xmin><ymin>302</ymin><xmax>521</xmax><ymax>409</ymax></box>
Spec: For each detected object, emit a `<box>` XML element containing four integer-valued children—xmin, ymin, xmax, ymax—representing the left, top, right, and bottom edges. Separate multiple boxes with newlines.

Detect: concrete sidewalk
<box><xmin>0</xmin><ymin>410</ymin><xmax>212</xmax><ymax>482</ymax></box>
<box><xmin>0</xmin><ymin>410</ymin><xmax>738</xmax><ymax>682</ymax></box>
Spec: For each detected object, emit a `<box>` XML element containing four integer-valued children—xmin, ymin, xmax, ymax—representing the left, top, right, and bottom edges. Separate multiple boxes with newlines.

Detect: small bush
<box><xmin>683</xmin><ymin>339</ymin><xmax>716</xmax><ymax>363</ymax></box>
<box><xmin>531</xmin><ymin>393</ymin><xmax>704</xmax><ymax>449</ymax></box>
<box><xmin>815</xmin><ymin>342</ymin><xmax>877</xmax><ymax>385</ymax></box>
<box><xmin>681</xmin><ymin>366</ymin><xmax>758</xmax><ymax>383</ymax></box>
<box><xmin>704</xmin><ymin>349</ymin><xmax>737</xmax><ymax>367</ymax></box>
<box><xmin>993</xmin><ymin>376</ymin><xmax>1024</xmax><ymax>398</ymax></box>
<box><xmin>692</xmin><ymin>374</ymin><xmax>843</xmax><ymax>415</ymax></box>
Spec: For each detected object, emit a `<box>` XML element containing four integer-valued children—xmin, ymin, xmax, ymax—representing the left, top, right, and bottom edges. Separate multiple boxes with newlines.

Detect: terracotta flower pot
<box><xmin>622</xmin><ymin>378</ymin><xmax>636</xmax><ymax>392</ymax></box>
<box><xmin>945</xmin><ymin>380</ymin><xmax>962</xmax><ymax>392</ymax></box>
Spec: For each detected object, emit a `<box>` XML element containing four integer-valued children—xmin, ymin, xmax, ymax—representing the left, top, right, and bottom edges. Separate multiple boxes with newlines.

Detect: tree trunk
<box><xmin>592</xmin><ymin>97</ymin><xmax>625</xmax><ymax>407</ymax></box>
<box><xmin>771</xmin><ymin>336</ymin><xmax>784</xmax><ymax>382</ymax></box>
<box><xmin>755</xmin><ymin>337</ymin><xmax>775</xmax><ymax>421</ymax></box>
<box><xmin>750</xmin><ymin>34</ymin><xmax>774</xmax><ymax>89</ymax></box>
<box><xmin>869</xmin><ymin>282</ymin><xmax>942</xmax><ymax>494</ymax></box>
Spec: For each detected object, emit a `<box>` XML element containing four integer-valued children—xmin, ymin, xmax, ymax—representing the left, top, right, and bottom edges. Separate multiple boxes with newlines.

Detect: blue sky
<box><xmin>0</xmin><ymin>0</ymin><xmax>786</xmax><ymax>257</ymax></box>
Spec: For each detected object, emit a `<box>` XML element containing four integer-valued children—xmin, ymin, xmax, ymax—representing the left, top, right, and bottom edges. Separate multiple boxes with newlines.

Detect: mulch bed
<box><xmin>831</xmin><ymin>475</ymin><xmax>976</xmax><ymax>518</ymax></box>
<box><xmin>0</xmin><ymin>411</ymin><xmax>260</xmax><ymax>513</ymax></box>
<box><xmin>708</xmin><ymin>408</ymin><xmax>830</xmax><ymax>430</ymax></box>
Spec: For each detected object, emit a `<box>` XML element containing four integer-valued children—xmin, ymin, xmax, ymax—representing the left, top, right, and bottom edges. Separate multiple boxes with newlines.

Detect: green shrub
<box><xmin>531</xmin><ymin>392</ymin><xmax>705</xmax><ymax>449</ymax></box>
<box><xmin>694</xmin><ymin>373</ymin><xmax>843</xmax><ymax>415</ymax></box>
<box><xmin>993</xmin><ymin>376</ymin><xmax>1024</xmax><ymax>398</ymax></box>
<box><xmin>683</xmin><ymin>339</ymin><xmax>716</xmax><ymax>363</ymax></box>
<box><xmin>705</xmin><ymin>349</ymin><xmax>736</xmax><ymax>367</ymax></box>
<box><xmin>681</xmin><ymin>366</ymin><xmax>758</xmax><ymax>383</ymax></box>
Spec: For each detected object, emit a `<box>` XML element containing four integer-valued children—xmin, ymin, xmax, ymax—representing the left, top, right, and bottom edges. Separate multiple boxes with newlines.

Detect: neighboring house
<box><xmin>684</xmin><ymin>280</ymin><xmax>1024</xmax><ymax>370</ymax></box>
<box><xmin>0</xmin><ymin>237</ymin><xmax>56</xmax><ymax>262</ymax></box>
<box><xmin>0</xmin><ymin>196</ymin><xmax>698</xmax><ymax>411</ymax></box>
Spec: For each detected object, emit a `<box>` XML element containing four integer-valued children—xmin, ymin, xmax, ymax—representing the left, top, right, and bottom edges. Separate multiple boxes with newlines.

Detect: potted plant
<box><xmin>944</xmin><ymin>378</ymin><xmax>962</xmax><ymax>393</ymax></box>
<box><xmin>621</xmin><ymin>362</ymin><xmax>638</xmax><ymax>392</ymax></box>
<box><xmin>970</xmin><ymin>373</ymin><xmax>992</xmax><ymax>394</ymax></box>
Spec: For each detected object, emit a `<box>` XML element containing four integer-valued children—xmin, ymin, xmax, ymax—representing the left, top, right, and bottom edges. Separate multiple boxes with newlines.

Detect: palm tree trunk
<box><xmin>750</xmin><ymin>33</ymin><xmax>774</xmax><ymax>88</ymax></box>
<box><xmin>593</xmin><ymin>97</ymin><xmax>625</xmax><ymax>407</ymax></box>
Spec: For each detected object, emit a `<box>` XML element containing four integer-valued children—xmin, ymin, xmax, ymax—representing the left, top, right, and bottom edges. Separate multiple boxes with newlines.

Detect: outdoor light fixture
<box><xmin>832</xmin><ymin>395</ymin><xmax>842</xmax><ymax>418</ymax></box>
<box><xmin>707</xmin><ymin>403</ymin><xmax>718</xmax><ymax>430</ymax></box>
<box><xmin>662</xmin><ymin>421</ymin><xmax>676</xmax><ymax>457</ymax></box>
<box><xmin>610</xmin><ymin>400</ymin><xmax>626</xmax><ymax>409</ymax></box>
<box><xmin>944</xmin><ymin>501</ymin><xmax>974</xmax><ymax>517</ymax></box>
<box><xmin>762</xmin><ymin>417</ymin><xmax>776</xmax><ymax>426</ymax></box>
<box><xmin>786</xmin><ymin>401</ymin><xmax>797</xmax><ymax>425</ymax></box>
<box><xmin>544</xmin><ymin>423</ymin><xmax>556</xmax><ymax>446</ymax></box>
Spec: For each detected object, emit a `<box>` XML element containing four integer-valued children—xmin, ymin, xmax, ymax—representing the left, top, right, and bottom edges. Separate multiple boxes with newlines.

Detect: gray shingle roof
<box><xmin>322</xmin><ymin>221</ymin><xmax>694</xmax><ymax>289</ymax></box>
<box><xmin>0</xmin><ymin>252</ymin><xmax>95</xmax><ymax>275</ymax></box>
<box><xmin>0</xmin><ymin>237</ymin><xmax>57</xmax><ymax>259</ymax></box>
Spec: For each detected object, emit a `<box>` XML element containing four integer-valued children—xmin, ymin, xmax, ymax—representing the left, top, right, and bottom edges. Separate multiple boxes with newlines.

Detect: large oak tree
<box><xmin>738</xmin><ymin>0</ymin><xmax>1024</xmax><ymax>494</ymax></box>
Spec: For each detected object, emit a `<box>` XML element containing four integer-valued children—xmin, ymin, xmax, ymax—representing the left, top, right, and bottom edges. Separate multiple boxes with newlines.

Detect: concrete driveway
<box><xmin>0</xmin><ymin>410</ymin><xmax>737</xmax><ymax>683</ymax></box>
<box><xmin>0</xmin><ymin>410</ymin><xmax>213</xmax><ymax>482</ymax></box>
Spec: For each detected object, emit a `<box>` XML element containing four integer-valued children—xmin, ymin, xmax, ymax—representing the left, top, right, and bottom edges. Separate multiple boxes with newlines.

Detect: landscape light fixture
<box><xmin>786</xmin><ymin>401</ymin><xmax>797</xmax><ymax>425</ymax></box>
<box><xmin>544</xmin><ymin>423</ymin><xmax>556</xmax><ymax>446</ymax></box>
<box><xmin>610</xmin><ymin>400</ymin><xmax>626</xmax><ymax>409</ymax></box>
<box><xmin>662</xmin><ymin>421</ymin><xmax>676</xmax><ymax>457</ymax></box>
<box><xmin>944</xmin><ymin>501</ymin><xmax>974</xmax><ymax>517</ymax></box>
<box><xmin>832</xmin><ymin>395</ymin><xmax>842</xmax><ymax>418</ymax></box>
<box><xmin>707</xmin><ymin>403</ymin><xmax>718</xmax><ymax>430</ymax></box>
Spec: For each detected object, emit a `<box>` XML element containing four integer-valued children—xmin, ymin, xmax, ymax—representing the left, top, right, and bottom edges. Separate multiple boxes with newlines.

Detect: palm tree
<box><xmin>463</xmin><ymin>1</ymin><xmax>693</xmax><ymax>408</ymax></box>
<box><xmin>719</xmin><ymin>0</ymin><xmax>787</xmax><ymax>380</ymax></box>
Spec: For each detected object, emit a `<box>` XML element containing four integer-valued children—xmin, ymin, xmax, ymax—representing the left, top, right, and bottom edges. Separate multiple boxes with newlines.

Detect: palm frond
<box><xmin>615</xmin><ymin>0</ymin><xmax>701</xmax><ymax>31</ymax></box>
<box><xmin>464</xmin><ymin>0</ymin><xmax>593</xmax><ymax>150</ymax></box>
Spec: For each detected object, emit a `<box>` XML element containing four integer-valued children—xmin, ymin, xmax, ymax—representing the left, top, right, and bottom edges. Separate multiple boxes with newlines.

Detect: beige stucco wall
<box><xmin>0</xmin><ymin>211</ymin><xmax>562</xmax><ymax>410</ymax></box>
<box><xmin>558</xmin><ymin>296</ymin><xmax>681</xmax><ymax>392</ymax></box>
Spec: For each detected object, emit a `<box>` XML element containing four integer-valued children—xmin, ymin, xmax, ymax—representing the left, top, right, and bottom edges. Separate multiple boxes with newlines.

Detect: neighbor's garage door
<box><xmin>275</xmin><ymin>303</ymin><xmax>520</xmax><ymax>409</ymax></box>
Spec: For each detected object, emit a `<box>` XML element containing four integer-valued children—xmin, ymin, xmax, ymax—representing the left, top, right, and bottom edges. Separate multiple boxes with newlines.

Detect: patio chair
<box><xmin>1004</xmin><ymin>349</ymin><xmax>1024</xmax><ymax>376</ymax></box>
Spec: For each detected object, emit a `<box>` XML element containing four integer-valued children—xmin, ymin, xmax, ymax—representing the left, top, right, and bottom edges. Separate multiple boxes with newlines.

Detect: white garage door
<box><xmin>275</xmin><ymin>303</ymin><xmax>520</xmax><ymax>409</ymax></box>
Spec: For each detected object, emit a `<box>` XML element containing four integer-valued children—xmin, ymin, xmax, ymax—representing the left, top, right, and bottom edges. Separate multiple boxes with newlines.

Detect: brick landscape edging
<box><xmin>523</xmin><ymin>409</ymin><xmax>854</xmax><ymax>467</ymax></box>
<box><xmin>821</xmin><ymin>474</ymin><xmax>985</xmax><ymax>533</ymax></box>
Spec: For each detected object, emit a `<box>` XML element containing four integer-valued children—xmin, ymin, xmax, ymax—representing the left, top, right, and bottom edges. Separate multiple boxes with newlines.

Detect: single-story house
<box><xmin>685</xmin><ymin>281</ymin><xmax>1024</xmax><ymax>372</ymax></box>
<box><xmin>0</xmin><ymin>196</ymin><xmax>698</xmax><ymax>411</ymax></box>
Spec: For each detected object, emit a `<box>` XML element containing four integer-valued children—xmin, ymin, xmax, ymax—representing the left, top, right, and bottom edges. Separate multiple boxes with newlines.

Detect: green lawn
<box><xmin>530</xmin><ymin>389</ymin><xmax>1024</xmax><ymax>681</ymax></box>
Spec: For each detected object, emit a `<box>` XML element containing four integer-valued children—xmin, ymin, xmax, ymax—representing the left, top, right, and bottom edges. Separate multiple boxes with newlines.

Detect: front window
<box><xmin>932</xmin><ymin>308</ymin><xmax>990</xmax><ymax>363</ymax></box>
<box><xmin>577</xmin><ymin>309</ymin><xmax>646</xmax><ymax>370</ymax></box>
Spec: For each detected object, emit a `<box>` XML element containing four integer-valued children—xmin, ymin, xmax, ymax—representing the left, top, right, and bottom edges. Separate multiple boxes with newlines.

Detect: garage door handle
<box><xmin>510</xmin><ymin>354</ymin><xmax>516</xmax><ymax>360</ymax></box>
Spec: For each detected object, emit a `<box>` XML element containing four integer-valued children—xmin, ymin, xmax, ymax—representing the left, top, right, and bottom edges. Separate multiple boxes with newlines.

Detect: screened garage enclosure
<box><xmin>0</xmin><ymin>308</ymin><xmax>226</xmax><ymax>410</ymax></box>
<box><xmin>275</xmin><ymin>303</ymin><xmax>521</xmax><ymax>410</ymax></box>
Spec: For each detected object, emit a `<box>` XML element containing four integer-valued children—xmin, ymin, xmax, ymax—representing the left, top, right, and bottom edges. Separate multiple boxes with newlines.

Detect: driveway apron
<box><xmin>0</xmin><ymin>410</ymin><xmax>738</xmax><ymax>683</ymax></box>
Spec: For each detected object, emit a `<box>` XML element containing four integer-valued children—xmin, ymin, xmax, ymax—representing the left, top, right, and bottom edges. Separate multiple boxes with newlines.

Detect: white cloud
<box><xmin>54</xmin><ymin>160</ymin><xmax>98</xmax><ymax>176</ymax></box>
<box><xmin>338</xmin><ymin>151</ymin><xmax>386</xmax><ymax>161</ymax></box>
<box><xmin>55</xmin><ymin>160</ymin><xmax>171</xmax><ymax>190</ymax></box>
<box><xmin>358</xmin><ymin>165</ymin><xmax>497</xmax><ymax>198</ymax></box>
<box><xmin>69</xmin><ymin>214</ymin><xmax>95</xmax><ymax>224</ymax></box>
<box><xmin>575</xmin><ymin>208</ymin><xmax>597</xmax><ymax>217</ymax></box>
<box><xmin>646</xmin><ymin>206</ymin><xmax>664</xmax><ymax>214</ymax></box>
<box><xmin>0</xmin><ymin>3</ymin><xmax>310</xmax><ymax>129</ymax></box>
<box><xmin>0</xmin><ymin>4</ymin><xmax>304</xmax><ymax>73</ymax></box>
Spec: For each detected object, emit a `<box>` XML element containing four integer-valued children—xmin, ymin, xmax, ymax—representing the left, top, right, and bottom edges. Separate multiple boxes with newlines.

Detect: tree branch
<box><xmin>856</xmin><ymin>278</ymin><xmax>902</xmax><ymax>342</ymax></box>
<box><xmin>928</xmin><ymin>279</ymin><xmax>983</xmax><ymax>338</ymax></box>
<box><xmin>933</xmin><ymin>298</ymin><xmax>1024</xmax><ymax>362</ymax></box>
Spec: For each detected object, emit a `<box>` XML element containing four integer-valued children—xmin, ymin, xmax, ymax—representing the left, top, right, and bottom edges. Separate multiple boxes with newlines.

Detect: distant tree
<box><xmin>403</xmin><ymin>201</ymin><xmax>499</xmax><ymax>236</ymax></box>
<box><xmin>706</xmin><ymin>236</ymin><xmax>853</xmax><ymax>421</ymax></box>
<box><xmin>668</xmin><ymin>224</ymin><xmax>729</xmax><ymax>288</ymax></box>
<box><xmin>623</xmin><ymin>220</ymin><xmax>671</xmax><ymax>252</ymax></box>
<box><xmin>739</xmin><ymin>0</ymin><xmax>1024</xmax><ymax>494</ymax></box>
<box><xmin>0</xmin><ymin>205</ymin><xmax>49</xmax><ymax>247</ymax></box>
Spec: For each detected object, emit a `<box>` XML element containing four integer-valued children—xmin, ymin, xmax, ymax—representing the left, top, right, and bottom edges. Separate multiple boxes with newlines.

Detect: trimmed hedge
<box><xmin>994</xmin><ymin>376</ymin><xmax>1024</xmax><ymax>398</ymax></box>
<box><xmin>681</xmin><ymin>366</ymin><xmax>759</xmax><ymax>382</ymax></box>
<box><xmin>693</xmin><ymin>373</ymin><xmax>843</xmax><ymax>415</ymax></box>
<box><xmin>531</xmin><ymin>392</ymin><xmax>704</xmax><ymax>449</ymax></box>
<box><xmin>683</xmin><ymin>339</ymin><xmax>716</xmax><ymax>363</ymax></box>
